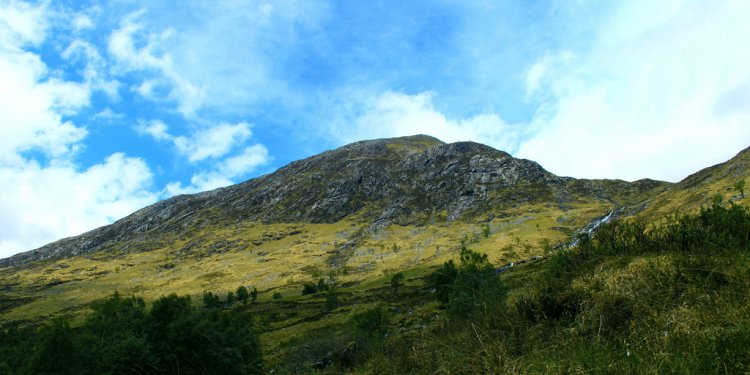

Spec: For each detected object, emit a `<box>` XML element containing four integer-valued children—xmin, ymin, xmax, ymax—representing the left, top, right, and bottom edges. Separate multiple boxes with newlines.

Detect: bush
<box><xmin>324</xmin><ymin>287</ymin><xmax>338</xmax><ymax>312</ymax></box>
<box><xmin>390</xmin><ymin>273</ymin><xmax>405</xmax><ymax>292</ymax></box>
<box><xmin>447</xmin><ymin>248</ymin><xmax>505</xmax><ymax>318</ymax></box>
<box><xmin>236</xmin><ymin>285</ymin><xmax>249</xmax><ymax>303</ymax></box>
<box><xmin>353</xmin><ymin>308</ymin><xmax>388</xmax><ymax>339</ymax></box>
<box><xmin>428</xmin><ymin>260</ymin><xmax>458</xmax><ymax>304</ymax></box>
<box><xmin>4</xmin><ymin>292</ymin><xmax>264</xmax><ymax>374</ymax></box>
<box><xmin>302</xmin><ymin>282</ymin><xmax>318</xmax><ymax>295</ymax></box>
<box><xmin>202</xmin><ymin>291</ymin><xmax>222</xmax><ymax>308</ymax></box>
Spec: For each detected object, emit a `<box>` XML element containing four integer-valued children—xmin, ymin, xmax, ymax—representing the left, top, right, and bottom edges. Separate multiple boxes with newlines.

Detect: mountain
<box><xmin>0</xmin><ymin>135</ymin><xmax>665</xmax><ymax>267</ymax></box>
<box><xmin>635</xmin><ymin>145</ymin><xmax>750</xmax><ymax>219</ymax></box>
<box><xmin>0</xmin><ymin>135</ymin><xmax>746</xmax><ymax>324</ymax></box>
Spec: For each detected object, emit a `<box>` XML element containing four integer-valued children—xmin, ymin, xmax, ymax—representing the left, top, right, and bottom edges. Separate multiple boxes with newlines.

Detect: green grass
<box><xmin>3</xmin><ymin>205</ymin><xmax>750</xmax><ymax>373</ymax></box>
<box><xmin>347</xmin><ymin>204</ymin><xmax>750</xmax><ymax>374</ymax></box>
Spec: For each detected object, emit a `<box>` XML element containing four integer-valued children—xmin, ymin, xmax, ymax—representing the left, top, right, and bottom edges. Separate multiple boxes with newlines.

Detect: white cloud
<box><xmin>107</xmin><ymin>11</ymin><xmax>204</xmax><ymax>116</ymax></box>
<box><xmin>62</xmin><ymin>38</ymin><xmax>120</xmax><ymax>100</ymax></box>
<box><xmin>113</xmin><ymin>1</ymin><xmax>328</xmax><ymax>116</ymax></box>
<box><xmin>516</xmin><ymin>1</ymin><xmax>750</xmax><ymax>182</ymax></box>
<box><xmin>0</xmin><ymin>154</ymin><xmax>156</xmax><ymax>258</ymax></box>
<box><xmin>138</xmin><ymin>121</ymin><xmax>254</xmax><ymax>162</ymax></box>
<box><xmin>220</xmin><ymin>144</ymin><xmax>270</xmax><ymax>177</ymax></box>
<box><xmin>176</xmin><ymin>122</ymin><xmax>253</xmax><ymax>162</ymax></box>
<box><xmin>73</xmin><ymin>14</ymin><xmax>94</xmax><ymax>32</ymax></box>
<box><xmin>165</xmin><ymin>144</ymin><xmax>270</xmax><ymax>195</ymax></box>
<box><xmin>524</xmin><ymin>50</ymin><xmax>573</xmax><ymax>99</ymax></box>
<box><xmin>0</xmin><ymin>2</ymin><xmax>89</xmax><ymax>165</ymax></box>
<box><xmin>0</xmin><ymin>0</ymin><xmax>47</xmax><ymax>46</ymax></box>
<box><xmin>330</xmin><ymin>91</ymin><xmax>522</xmax><ymax>154</ymax></box>
<box><xmin>92</xmin><ymin>107</ymin><xmax>123</xmax><ymax>120</ymax></box>
<box><xmin>136</xmin><ymin>119</ymin><xmax>171</xmax><ymax>141</ymax></box>
<box><xmin>0</xmin><ymin>1</ymin><xmax>158</xmax><ymax>257</ymax></box>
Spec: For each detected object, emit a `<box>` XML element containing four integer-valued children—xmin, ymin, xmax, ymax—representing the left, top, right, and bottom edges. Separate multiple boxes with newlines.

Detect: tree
<box><xmin>712</xmin><ymin>194</ymin><xmax>724</xmax><ymax>206</ymax></box>
<box><xmin>352</xmin><ymin>307</ymin><xmax>389</xmax><ymax>359</ymax></box>
<box><xmin>250</xmin><ymin>287</ymin><xmax>258</xmax><ymax>303</ymax></box>
<box><xmin>428</xmin><ymin>248</ymin><xmax>504</xmax><ymax>317</ymax></box>
<box><xmin>236</xmin><ymin>285</ymin><xmax>249</xmax><ymax>304</ymax></box>
<box><xmin>447</xmin><ymin>248</ymin><xmax>504</xmax><ymax>318</ymax></box>
<box><xmin>324</xmin><ymin>287</ymin><xmax>338</xmax><ymax>312</ymax></box>
<box><xmin>734</xmin><ymin>180</ymin><xmax>746</xmax><ymax>199</ymax></box>
<box><xmin>302</xmin><ymin>282</ymin><xmax>318</xmax><ymax>295</ymax></box>
<box><xmin>390</xmin><ymin>272</ymin><xmax>405</xmax><ymax>292</ymax></box>
<box><xmin>317</xmin><ymin>277</ymin><xmax>329</xmax><ymax>292</ymax></box>
<box><xmin>226</xmin><ymin>291</ymin><xmax>235</xmax><ymax>306</ymax></box>
<box><xmin>272</xmin><ymin>292</ymin><xmax>282</xmax><ymax>300</ymax></box>
<box><xmin>481</xmin><ymin>223</ymin><xmax>491</xmax><ymax>238</ymax></box>
<box><xmin>203</xmin><ymin>291</ymin><xmax>221</xmax><ymax>308</ymax></box>
<box><xmin>26</xmin><ymin>319</ymin><xmax>78</xmax><ymax>375</ymax></box>
<box><xmin>82</xmin><ymin>292</ymin><xmax>151</xmax><ymax>374</ymax></box>
<box><xmin>147</xmin><ymin>293</ymin><xmax>263</xmax><ymax>374</ymax></box>
<box><xmin>428</xmin><ymin>260</ymin><xmax>458</xmax><ymax>304</ymax></box>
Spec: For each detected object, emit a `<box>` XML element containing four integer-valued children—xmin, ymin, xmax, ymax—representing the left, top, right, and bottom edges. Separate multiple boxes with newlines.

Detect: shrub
<box><xmin>428</xmin><ymin>260</ymin><xmax>458</xmax><ymax>304</ymax></box>
<box><xmin>302</xmin><ymin>282</ymin><xmax>318</xmax><ymax>295</ymax></box>
<box><xmin>236</xmin><ymin>285</ymin><xmax>249</xmax><ymax>303</ymax></box>
<box><xmin>390</xmin><ymin>273</ymin><xmax>405</xmax><ymax>292</ymax></box>
<box><xmin>202</xmin><ymin>291</ymin><xmax>222</xmax><ymax>308</ymax></box>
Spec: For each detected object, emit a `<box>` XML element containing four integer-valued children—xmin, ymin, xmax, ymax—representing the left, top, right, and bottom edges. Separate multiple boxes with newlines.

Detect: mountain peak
<box><xmin>335</xmin><ymin>134</ymin><xmax>445</xmax><ymax>157</ymax></box>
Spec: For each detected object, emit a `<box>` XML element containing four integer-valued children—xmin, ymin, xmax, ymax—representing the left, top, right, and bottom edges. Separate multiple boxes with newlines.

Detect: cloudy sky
<box><xmin>1</xmin><ymin>0</ymin><xmax>749</xmax><ymax>257</ymax></box>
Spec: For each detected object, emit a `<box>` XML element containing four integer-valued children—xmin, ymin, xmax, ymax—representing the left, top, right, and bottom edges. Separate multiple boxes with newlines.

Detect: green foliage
<box><xmin>272</xmin><ymin>291</ymin><xmax>282</xmax><ymax>300</ymax></box>
<box><xmin>427</xmin><ymin>248</ymin><xmax>504</xmax><ymax>318</ymax></box>
<box><xmin>226</xmin><ymin>291</ymin><xmax>235</xmax><ymax>305</ymax></box>
<box><xmin>352</xmin><ymin>307</ymin><xmax>389</xmax><ymax>362</ymax></box>
<box><xmin>250</xmin><ymin>287</ymin><xmax>258</xmax><ymax>303</ymax></box>
<box><xmin>348</xmin><ymin>206</ymin><xmax>750</xmax><ymax>373</ymax></box>
<box><xmin>390</xmin><ymin>272</ymin><xmax>404</xmax><ymax>292</ymax></box>
<box><xmin>447</xmin><ymin>248</ymin><xmax>504</xmax><ymax>318</ymax></box>
<box><xmin>203</xmin><ymin>291</ymin><xmax>222</xmax><ymax>308</ymax></box>
<box><xmin>734</xmin><ymin>180</ymin><xmax>746</xmax><ymax>198</ymax></box>
<box><xmin>579</xmin><ymin>204</ymin><xmax>750</xmax><ymax>257</ymax></box>
<box><xmin>712</xmin><ymin>193</ymin><xmax>724</xmax><ymax>205</ymax></box>
<box><xmin>317</xmin><ymin>277</ymin><xmax>329</xmax><ymax>292</ymax></box>
<box><xmin>0</xmin><ymin>292</ymin><xmax>263</xmax><ymax>374</ymax></box>
<box><xmin>80</xmin><ymin>292</ymin><xmax>152</xmax><ymax>374</ymax></box>
<box><xmin>324</xmin><ymin>286</ymin><xmax>339</xmax><ymax>312</ymax></box>
<box><xmin>301</xmin><ymin>282</ymin><xmax>318</xmax><ymax>295</ymax></box>
<box><xmin>0</xmin><ymin>324</ymin><xmax>35</xmax><ymax>375</ymax></box>
<box><xmin>481</xmin><ymin>223</ymin><xmax>491</xmax><ymax>238</ymax></box>
<box><xmin>353</xmin><ymin>308</ymin><xmax>388</xmax><ymax>340</ymax></box>
<box><xmin>26</xmin><ymin>319</ymin><xmax>77</xmax><ymax>375</ymax></box>
<box><xmin>236</xmin><ymin>285</ymin><xmax>249</xmax><ymax>303</ymax></box>
<box><xmin>428</xmin><ymin>259</ymin><xmax>458</xmax><ymax>304</ymax></box>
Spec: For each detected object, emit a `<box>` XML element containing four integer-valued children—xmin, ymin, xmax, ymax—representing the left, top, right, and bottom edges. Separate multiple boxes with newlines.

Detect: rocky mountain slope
<box><xmin>0</xmin><ymin>135</ymin><xmax>747</xmax><ymax>324</ymax></box>
<box><xmin>0</xmin><ymin>135</ymin><xmax>665</xmax><ymax>267</ymax></box>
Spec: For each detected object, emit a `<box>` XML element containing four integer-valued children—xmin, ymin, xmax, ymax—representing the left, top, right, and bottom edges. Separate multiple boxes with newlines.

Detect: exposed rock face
<box><xmin>0</xmin><ymin>135</ymin><xmax>670</xmax><ymax>267</ymax></box>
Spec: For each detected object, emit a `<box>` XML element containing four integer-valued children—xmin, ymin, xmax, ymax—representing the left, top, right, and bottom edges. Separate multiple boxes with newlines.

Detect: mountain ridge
<box><xmin>0</xmin><ymin>135</ymin><xmax>671</xmax><ymax>268</ymax></box>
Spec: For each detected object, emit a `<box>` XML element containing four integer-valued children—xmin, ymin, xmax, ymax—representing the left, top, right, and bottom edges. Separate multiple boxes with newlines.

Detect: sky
<box><xmin>1</xmin><ymin>0</ymin><xmax>749</xmax><ymax>258</ymax></box>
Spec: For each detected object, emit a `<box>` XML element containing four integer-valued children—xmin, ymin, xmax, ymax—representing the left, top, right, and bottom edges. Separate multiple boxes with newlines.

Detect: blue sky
<box><xmin>1</xmin><ymin>0</ymin><xmax>749</xmax><ymax>257</ymax></box>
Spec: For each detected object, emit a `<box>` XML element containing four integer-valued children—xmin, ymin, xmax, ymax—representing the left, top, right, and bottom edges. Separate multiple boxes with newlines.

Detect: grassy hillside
<box><xmin>0</xmin><ymin>199</ymin><xmax>615</xmax><ymax>324</ymax></box>
<box><xmin>276</xmin><ymin>204</ymin><xmax>750</xmax><ymax>373</ymax></box>
<box><xmin>3</xmin><ymin>203</ymin><xmax>749</xmax><ymax>374</ymax></box>
<box><xmin>636</xmin><ymin>146</ymin><xmax>750</xmax><ymax>219</ymax></box>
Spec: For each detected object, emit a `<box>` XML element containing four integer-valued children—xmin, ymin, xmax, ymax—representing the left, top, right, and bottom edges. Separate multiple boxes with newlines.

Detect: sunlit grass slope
<box><xmin>0</xmin><ymin>199</ymin><xmax>615</xmax><ymax>324</ymax></box>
